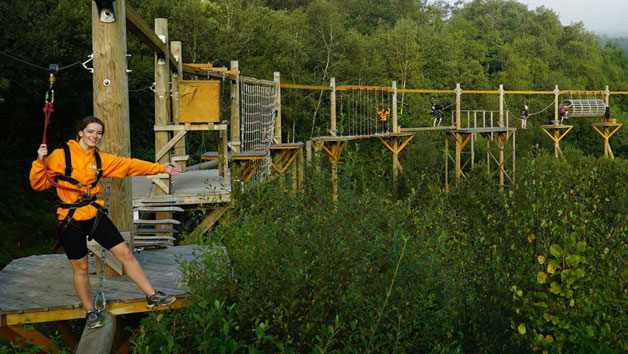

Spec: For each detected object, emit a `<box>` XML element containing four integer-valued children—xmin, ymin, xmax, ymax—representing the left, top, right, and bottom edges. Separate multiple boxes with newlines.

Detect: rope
<box><xmin>503</xmin><ymin>97</ymin><xmax>554</xmax><ymax>120</ymax></box>
<box><xmin>0</xmin><ymin>50</ymin><xmax>83</xmax><ymax>72</ymax></box>
<box><xmin>40</xmin><ymin>71</ymin><xmax>86</xmax><ymax>195</ymax></box>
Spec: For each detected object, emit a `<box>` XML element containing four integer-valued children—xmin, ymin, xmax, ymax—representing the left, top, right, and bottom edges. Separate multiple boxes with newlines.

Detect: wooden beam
<box><xmin>125</xmin><ymin>4</ymin><xmax>178</xmax><ymax>72</ymax></box>
<box><xmin>2</xmin><ymin>299</ymin><xmax>188</xmax><ymax>327</ymax></box>
<box><xmin>0</xmin><ymin>325</ymin><xmax>59</xmax><ymax>352</ymax></box>
<box><xmin>182</xmin><ymin>63</ymin><xmax>240</xmax><ymax>78</ymax></box>
<box><xmin>184</xmin><ymin>206</ymin><xmax>230</xmax><ymax>244</ymax></box>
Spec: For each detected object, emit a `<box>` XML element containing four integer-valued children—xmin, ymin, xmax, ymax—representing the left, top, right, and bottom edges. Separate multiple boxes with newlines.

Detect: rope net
<box><xmin>337</xmin><ymin>87</ymin><xmax>392</xmax><ymax>136</ymax></box>
<box><xmin>240</xmin><ymin>78</ymin><xmax>278</xmax><ymax>181</ymax></box>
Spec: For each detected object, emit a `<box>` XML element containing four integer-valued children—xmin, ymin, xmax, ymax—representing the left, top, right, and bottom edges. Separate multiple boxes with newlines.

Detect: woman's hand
<box><xmin>165</xmin><ymin>163</ymin><xmax>181</xmax><ymax>176</ymax></box>
<box><xmin>37</xmin><ymin>144</ymin><xmax>48</xmax><ymax>160</ymax></box>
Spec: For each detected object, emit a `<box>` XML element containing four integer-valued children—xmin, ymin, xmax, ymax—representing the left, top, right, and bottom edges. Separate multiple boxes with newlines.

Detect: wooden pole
<box><xmin>154</xmin><ymin>18</ymin><xmax>171</xmax><ymax>185</ymax></box>
<box><xmin>392</xmin><ymin>81</ymin><xmax>398</xmax><ymax>133</ymax></box>
<box><xmin>170</xmin><ymin>41</ymin><xmax>186</xmax><ymax>172</ymax></box>
<box><xmin>499</xmin><ymin>134</ymin><xmax>504</xmax><ymax>189</ymax></box>
<box><xmin>330</xmin><ymin>77</ymin><xmax>337</xmax><ymax>136</ymax></box>
<box><xmin>499</xmin><ymin>84</ymin><xmax>504</xmax><ymax>127</ymax></box>
<box><xmin>445</xmin><ymin>135</ymin><xmax>449</xmax><ymax>193</ymax></box>
<box><xmin>512</xmin><ymin>131</ymin><xmax>516</xmax><ymax>185</ymax></box>
<box><xmin>274</xmin><ymin>72</ymin><xmax>282</xmax><ymax>144</ymax></box>
<box><xmin>154</xmin><ymin>19</ymin><xmax>172</xmax><ymax>233</ymax></box>
<box><xmin>455</xmin><ymin>133</ymin><xmax>462</xmax><ymax>182</ymax></box>
<box><xmin>605</xmin><ymin>85</ymin><xmax>610</xmax><ymax>108</ymax></box>
<box><xmin>455</xmin><ymin>83</ymin><xmax>461</xmax><ymax>130</ymax></box>
<box><xmin>392</xmin><ymin>138</ymin><xmax>399</xmax><ymax>194</ymax></box>
<box><xmin>554</xmin><ymin>85</ymin><xmax>560</xmax><ymax>157</ymax></box>
<box><xmin>297</xmin><ymin>146</ymin><xmax>304</xmax><ymax>190</ymax></box>
<box><xmin>92</xmin><ymin>0</ymin><xmax>133</xmax><ymax>234</ymax></box>
<box><xmin>554</xmin><ymin>85</ymin><xmax>560</xmax><ymax>126</ymax></box>
<box><xmin>230</xmin><ymin>61</ymin><xmax>240</xmax><ymax>152</ymax></box>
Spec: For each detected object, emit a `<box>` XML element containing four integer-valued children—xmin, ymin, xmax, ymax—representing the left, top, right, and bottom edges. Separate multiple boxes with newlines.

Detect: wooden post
<box><xmin>170</xmin><ymin>41</ymin><xmax>186</xmax><ymax>172</ymax></box>
<box><xmin>455</xmin><ymin>83</ymin><xmax>461</xmax><ymax>130</ymax></box>
<box><xmin>499</xmin><ymin>84</ymin><xmax>504</xmax><ymax>127</ymax></box>
<box><xmin>499</xmin><ymin>134</ymin><xmax>505</xmax><ymax>189</ymax></box>
<box><xmin>274</xmin><ymin>72</ymin><xmax>282</xmax><ymax>144</ymax></box>
<box><xmin>230</xmin><ymin>61</ymin><xmax>240</xmax><ymax>152</ymax></box>
<box><xmin>330</xmin><ymin>77</ymin><xmax>337</xmax><ymax>136</ymax></box>
<box><xmin>392</xmin><ymin>138</ymin><xmax>399</xmax><ymax>193</ymax></box>
<box><xmin>554</xmin><ymin>85</ymin><xmax>560</xmax><ymax>157</ymax></box>
<box><xmin>297</xmin><ymin>146</ymin><xmax>304</xmax><ymax>190</ymax></box>
<box><xmin>392</xmin><ymin>81</ymin><xmax>398</xmax><ymax>133</ymax></box>
<box><xmin>92</xmin><ymin>0</ymin><xmax>133</xmax><ymax>236</ymax></box>
<box><xmin>154</xmin><ymin>19</ymin><xmax>172</xmax><ymax>233</ymax></box>
<box><xmin>605</xmin><ymin>85</ymin><xmax>610</xmax><ymax>108</ymax></box>
<box><xmin>512</xmin><ymin>131</ymin><xmax>516</xmax><ymax>184</ymax></box>
<box><xmin>445</xmin><ymin>135</ymin><xmax>449</xmax><ymax>193</ymax></box>
<box><xmin>306</xmin><ymin>140</ymin><xmax>312</xmax><ymax>166</ymax></box>
<box><xmin>455</xmin><ymin>133</ymin><xmax>462</xmax><ymax>182</ymax></box>
<box><xmin>154</xmin><ymin>18</ymin><xmax>171</xmax><ymax>184</ymax></box>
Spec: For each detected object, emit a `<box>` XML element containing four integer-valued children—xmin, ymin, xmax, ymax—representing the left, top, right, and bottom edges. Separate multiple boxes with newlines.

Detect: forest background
<box><xmin>1</xmin><ymin>0</ymin><xmax>628</xmax><ymax>352</ymax></box>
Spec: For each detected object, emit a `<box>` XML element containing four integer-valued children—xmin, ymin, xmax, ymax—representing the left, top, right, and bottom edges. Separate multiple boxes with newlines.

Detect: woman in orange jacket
<box><xmin>30</xmin><ymin>116</ymin><xmax>181</xmax><ymax>329</ymax></box>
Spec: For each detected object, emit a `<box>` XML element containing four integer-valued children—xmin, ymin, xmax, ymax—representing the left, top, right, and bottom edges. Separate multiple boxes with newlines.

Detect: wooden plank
<box><xmin>156</xmin><ymin>130</ymin><xmax>187</xmax><ymax>162</ymax></box>
<box><xmin>3</xmin><ymin>299</ymin><xmax>187</xmax><ymax>326</ymax></box>
<box><xmin>134</xmin><ymin>219</ymin><xmax>181</xmax><ymax>225</ymax></box>
<box><xmin>280</xmin><ymin>83</ymin><xmax>332</xmax><ymax>91</ymax></box>
<box><xmin>136</xmin><ymin>228</ymin><xmax>179</xmax><ymax>234</ymax></box>
<box><xmin>125</xmin><ymin>4</ymin><xmax>178</xmax><ymax>71</ymax></box>
<box><xmin>133</xmin><ymin>206</ymin><xmax>184</xmax><ymax>212</ymax></box>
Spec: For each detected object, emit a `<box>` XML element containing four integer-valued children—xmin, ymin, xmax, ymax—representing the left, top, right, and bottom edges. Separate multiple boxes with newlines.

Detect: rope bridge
<box><xmin>337</xmin><ymin>87</ymin><xmax>393</xmax><ymax>136</ymax></box>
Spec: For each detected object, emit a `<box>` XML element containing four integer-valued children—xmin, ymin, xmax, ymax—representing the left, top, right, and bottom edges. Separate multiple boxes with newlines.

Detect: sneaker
<box><xmin>146</xmin><ymin>291</ymin><xmax>176</xmax><ymax>308</ymax></box>
<box><xmin>86</xmin><ymin>309</ymin><xmax>105</xmax><ymax>329</ymax></box>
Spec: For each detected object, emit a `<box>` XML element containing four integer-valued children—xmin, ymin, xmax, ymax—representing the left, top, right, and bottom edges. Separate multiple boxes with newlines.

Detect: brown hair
<box><xmin>76</xmin><ymin>116</ymin><xmax>105</xmax><ymax>140</ymax></box>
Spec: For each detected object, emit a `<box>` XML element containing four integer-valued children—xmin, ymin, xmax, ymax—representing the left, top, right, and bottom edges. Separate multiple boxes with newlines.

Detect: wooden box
<box><xmin>179</xmin><ymin>80</ymin><xmax>221</xmax><ymax>123</ymax></box>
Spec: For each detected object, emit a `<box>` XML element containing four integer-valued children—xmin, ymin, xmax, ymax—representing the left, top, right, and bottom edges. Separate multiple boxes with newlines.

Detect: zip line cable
<box><xmin>0</xmin><ymin>50</ymin><xmax>83</xmax><ymax>72</ymax></box>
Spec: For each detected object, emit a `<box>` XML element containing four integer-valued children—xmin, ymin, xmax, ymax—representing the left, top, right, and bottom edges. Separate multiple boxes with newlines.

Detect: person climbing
<box><xmin>377</xmin><ymin>108</ymin><xmax>390</xmax><ymax>133</ymax></box>
<box><xmin>431</xmin><ymin>103</ymin><xmax>442</xmax><ymax>127</ymax></box>
<box><xmin>30</xmin><ymin>116</ymin><xmax>181</xmax><ymax>329</ymax></box>
<box><xmin>520</xmin><ymin>103</ymin><xmax>529</xmax><ymax>129</ymax></box>
<box><xmin>559</xmin><ymin>102</ymin><xmax>573</xmax><ymax>125</ymax></box>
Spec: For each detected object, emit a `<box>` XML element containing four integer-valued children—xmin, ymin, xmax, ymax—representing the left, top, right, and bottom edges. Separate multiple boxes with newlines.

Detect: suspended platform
<box><xmin>0</xmin><ymin>245</ymin><xmax>225</xmax><ymax>327</ymax></box>
<box><xmin>132</xmin><ymin>169</ymin><xmax>231</xmax><ymax>206</ymax></box>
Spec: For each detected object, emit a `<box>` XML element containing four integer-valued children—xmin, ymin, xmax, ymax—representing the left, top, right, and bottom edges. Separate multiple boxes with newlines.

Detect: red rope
<box><xmin>41</xmin><ymin>100</ymin><xmax>85</xmax><ymax>196</ymax></box>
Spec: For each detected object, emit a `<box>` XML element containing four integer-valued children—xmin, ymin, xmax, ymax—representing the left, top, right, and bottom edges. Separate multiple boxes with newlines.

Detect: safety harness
<box><xmin>54</xmin><ymin>142</ymin><xmax>107</xmax><ymax>227</ymax></box>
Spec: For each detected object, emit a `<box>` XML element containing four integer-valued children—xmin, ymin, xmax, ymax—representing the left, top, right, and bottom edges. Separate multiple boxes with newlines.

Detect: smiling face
<box><xmin>78</xmin><ymin>122</ymin><xmax>104</xmax><ymax>150</ymax></box>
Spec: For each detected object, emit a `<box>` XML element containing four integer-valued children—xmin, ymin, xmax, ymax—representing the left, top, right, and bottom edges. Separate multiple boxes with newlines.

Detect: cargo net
<box><xmin>240</xmin><ymin>78</ymin><xmax>278</xmax><ymax>181</ymax></box>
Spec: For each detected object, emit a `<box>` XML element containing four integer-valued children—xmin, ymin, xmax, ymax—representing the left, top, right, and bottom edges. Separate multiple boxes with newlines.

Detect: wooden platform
<box><xmin>445</xmin><ymin>127</ymin><xmax>517</xmax><ymax>134</ymax></box>
<box><xmin>0</xmin><ymin>245</ymin><xmax>226</xmax><ymax>326</ymax></box>
<box><xmin>132</xmin><ymin>169</ymin><xmax>231</xmax><ymax>206</ymax></box>
<box><xmin>311</xmin><ymin>132</ymin><xmax>414</xmax><ymax>142</ymax></box>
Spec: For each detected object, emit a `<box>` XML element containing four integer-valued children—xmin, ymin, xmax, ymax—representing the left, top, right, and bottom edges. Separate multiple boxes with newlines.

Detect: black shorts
<box><xmin>58</xmin><ymin>215</ymin><xmax>125</xmax><ymax>260</ymax></box>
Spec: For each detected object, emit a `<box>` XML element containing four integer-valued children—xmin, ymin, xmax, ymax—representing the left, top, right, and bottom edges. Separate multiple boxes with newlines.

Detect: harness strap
<box><xmin>54</xmin><ymin>143</ymin><xmax>103</xmax><ymax>188</ymax></box>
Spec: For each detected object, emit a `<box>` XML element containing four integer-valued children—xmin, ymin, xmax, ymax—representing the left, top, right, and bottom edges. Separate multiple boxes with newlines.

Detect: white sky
<box><xmin>447</xmin><ymin>0</ymin><xmax>627</xmax><ymax>36</ymax></box>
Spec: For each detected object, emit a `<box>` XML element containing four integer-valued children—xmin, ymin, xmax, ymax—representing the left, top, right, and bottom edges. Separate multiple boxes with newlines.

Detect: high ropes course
<box><xmin>2</xmin><ymin>0</ymin><xmax>628</xmax><ymax>352</ymax></box>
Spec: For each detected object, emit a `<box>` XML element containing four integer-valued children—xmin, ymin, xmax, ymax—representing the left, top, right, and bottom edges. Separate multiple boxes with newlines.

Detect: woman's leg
<box><xmin>69</xmin><ymin>257</ymin><xmax>94</xmax><ymax>311</ymax></box>
<box><xmin>108</xmin><ymin>242</ymin><xmax>155</xmax><ymax>296</ymax></box>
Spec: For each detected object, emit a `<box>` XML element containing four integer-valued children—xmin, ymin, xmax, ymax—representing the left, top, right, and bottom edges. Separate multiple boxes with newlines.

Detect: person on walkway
<box><xmin>431</xmin><ymin>103</ymin><xmax>442</xmax><ymax>127</ymax></box>
<box><xmin>377</xmin><ymin>108</ymin><xmax>390</xmax><ymax>133</ymax></box>
<box><xmin>520</xmin><ymin>103</ymin><xmax>529</xmax><ymax>129</ymax></box>
<box><xmin>30</xmin><ymin>116</ymin><xmax>181</xmax><ymax>329</ymax></box>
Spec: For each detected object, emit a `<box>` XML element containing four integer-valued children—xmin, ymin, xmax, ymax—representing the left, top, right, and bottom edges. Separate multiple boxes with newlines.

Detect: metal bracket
<box><xmin>94</xmin><ymin>0</ymin><xmax>116</xmax><ymax>23</ymax></box>
<box><xmin>82</xmin><ymin>54</ymin><xmax>94</xmax><ymax>73</ymax></box>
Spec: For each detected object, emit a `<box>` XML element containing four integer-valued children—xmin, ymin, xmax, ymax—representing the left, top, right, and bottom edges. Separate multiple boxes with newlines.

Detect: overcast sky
<box><xmin>447</xmin><ymin>0</ymin><xmax>627</xmax><ymax>37</ymax></box>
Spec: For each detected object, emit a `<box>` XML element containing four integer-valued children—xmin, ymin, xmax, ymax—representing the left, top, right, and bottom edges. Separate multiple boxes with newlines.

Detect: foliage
<box><xmin>126</xmin><ymin>148</ymin><xmax>628</xmax><ymax>352</ymax></box>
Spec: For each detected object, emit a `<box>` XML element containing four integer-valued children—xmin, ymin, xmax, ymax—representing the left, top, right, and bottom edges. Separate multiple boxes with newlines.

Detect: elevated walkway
<box><xmin>0</xmin><ymin>245</ymin><xmax>226</xmax><ymax>326</ymax></box>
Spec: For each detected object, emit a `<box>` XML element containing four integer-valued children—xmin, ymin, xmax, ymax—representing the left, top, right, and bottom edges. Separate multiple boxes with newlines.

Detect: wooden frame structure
<box><xmin>591</xmin><ymin>120</ymin><xmax>622</xmax><ymax>159</ymax></box>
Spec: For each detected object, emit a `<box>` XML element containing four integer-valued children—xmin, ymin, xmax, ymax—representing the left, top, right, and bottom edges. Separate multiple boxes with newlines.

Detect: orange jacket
<box><xmin>30</xmin><ymin>140</ymin><xmax>165</xmax><ymax>221</ymax></box>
